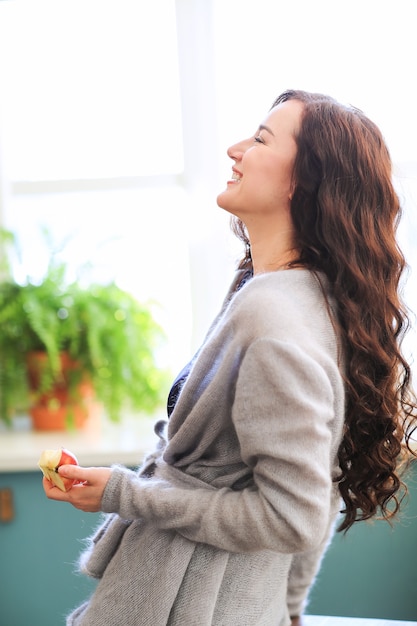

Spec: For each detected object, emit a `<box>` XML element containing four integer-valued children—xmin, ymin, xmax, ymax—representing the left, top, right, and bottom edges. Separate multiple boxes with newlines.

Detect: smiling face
<box><xmin>217</xmin><ymin>99</ymin><xmax>304</xmax><ymax>227</ymax></box>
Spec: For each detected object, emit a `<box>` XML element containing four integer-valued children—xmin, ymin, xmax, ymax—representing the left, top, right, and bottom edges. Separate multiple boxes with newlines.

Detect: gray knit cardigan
<box><xmin>67</xmin><ymin>269</ymin><xmax>346</xmax><ymax>626</ymax></box>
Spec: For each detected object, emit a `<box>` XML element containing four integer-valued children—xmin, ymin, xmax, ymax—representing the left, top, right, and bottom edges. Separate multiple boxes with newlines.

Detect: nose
<box><xmin>227</xmin><ymin>137</ymin><xmax>250</xmax><ymax>161</ymax></box>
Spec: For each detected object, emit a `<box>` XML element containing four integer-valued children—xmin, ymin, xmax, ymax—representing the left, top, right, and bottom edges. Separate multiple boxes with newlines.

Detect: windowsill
<box><xmin>2</xmin><ymin>413</ymin><xmax>415</xmax><ymax>475</ymax></box>
<box><xmin>0</xmin><ymin>412</ymin><xmax>165</xmax><ymax>473</ymax></box>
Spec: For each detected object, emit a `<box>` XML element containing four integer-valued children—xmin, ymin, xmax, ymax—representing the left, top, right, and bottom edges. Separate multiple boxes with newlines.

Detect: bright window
<box><xmin>0</xmin><ymin>0</ymin><xmax>192</xmax><ymax>373</ymax></box>
<box><xmin>0</xmin><ymin>0</ymin><xmax>183</xmax><ymax>180</ymax></box>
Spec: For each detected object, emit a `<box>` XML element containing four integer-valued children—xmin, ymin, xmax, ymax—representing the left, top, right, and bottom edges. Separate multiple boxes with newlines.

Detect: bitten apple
<box><xmin>38</xmin><ymin>447</ymin><xmax>79</xmax><ymax>492</ymax></box>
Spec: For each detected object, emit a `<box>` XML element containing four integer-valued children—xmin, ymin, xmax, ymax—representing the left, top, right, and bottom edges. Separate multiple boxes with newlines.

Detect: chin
<box><xmin>216</xmin><ymin>188</ymin><xmax>227</xmax><ymax>207</ymax></box>
<box><xmin>216</xmin><ymin>190</ymin><xmax>237</xmax><ymax>216</ymax></box>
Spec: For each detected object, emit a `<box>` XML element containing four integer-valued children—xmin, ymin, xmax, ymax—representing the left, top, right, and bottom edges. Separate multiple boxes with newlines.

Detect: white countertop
<box><xmin>0</xmin><ymin>412</ymin><xmax>165</xmax><ymax>473</ymax></box>
<box><xmin>1</xmin><ymin>413</ymin><xmax>416</xmax><ymax>475</ymax></box>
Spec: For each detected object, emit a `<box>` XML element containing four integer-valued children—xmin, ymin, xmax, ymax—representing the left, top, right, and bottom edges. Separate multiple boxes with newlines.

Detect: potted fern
<box><xmin>0</xmin><ymin>229</ymin><xmax>168</xmax><ymax>430</ymax></box>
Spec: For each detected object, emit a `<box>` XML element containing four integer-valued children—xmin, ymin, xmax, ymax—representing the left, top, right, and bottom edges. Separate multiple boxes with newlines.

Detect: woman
<box><xmin>43</xmin><ymin>90</ymin><xmax>417</xmax><ymax>626</ymax></box>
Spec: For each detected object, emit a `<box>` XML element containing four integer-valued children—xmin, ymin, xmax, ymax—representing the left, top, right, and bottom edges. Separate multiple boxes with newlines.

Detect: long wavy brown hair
<box><xmin>232</xmin><ymin>89</ymin><xmax>417</xmax><ymax>532</ymax></box>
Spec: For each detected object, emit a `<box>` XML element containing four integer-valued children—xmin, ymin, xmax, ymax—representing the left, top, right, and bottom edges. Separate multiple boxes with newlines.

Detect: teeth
<box><xmin>231</xmin><ymin>172</ymin><xmax>241</xmax><ymax>181</ymax></box>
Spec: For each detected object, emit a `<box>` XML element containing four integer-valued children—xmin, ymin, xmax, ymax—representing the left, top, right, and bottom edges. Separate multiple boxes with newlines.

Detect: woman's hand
<box><xmin>291</xmin><ymin>618</ymin><xmax>304</xmax><ymax>626</ymax></box>
<box><xmin>42</xmin><ymin>465</ymin><xmax>112</xmax><ymax>512</ymax></box>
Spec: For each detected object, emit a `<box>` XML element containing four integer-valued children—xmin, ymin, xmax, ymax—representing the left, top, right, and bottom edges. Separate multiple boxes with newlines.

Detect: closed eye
<box><xmin>254</xmin><ymin>135</ymin><xmax>265</xmax><ymax>144</ymax></box>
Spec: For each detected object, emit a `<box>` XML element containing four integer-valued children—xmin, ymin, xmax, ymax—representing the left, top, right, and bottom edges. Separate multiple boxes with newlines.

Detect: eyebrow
<box><xmin>258</xmin><ymin>124</ymin><xmax>275</xmax><ymax>136</ymax></box>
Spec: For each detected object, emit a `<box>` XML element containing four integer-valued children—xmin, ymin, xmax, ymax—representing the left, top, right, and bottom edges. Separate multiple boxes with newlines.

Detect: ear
<box><xmin>288</xmin><ymin>175</ymin><xmax>296</xmax><ymax>201</ymax></box>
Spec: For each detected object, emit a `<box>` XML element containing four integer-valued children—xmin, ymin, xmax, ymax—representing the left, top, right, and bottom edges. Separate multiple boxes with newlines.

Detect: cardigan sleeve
<box><xmin>285</xmin><ymin>514</ymin><xmax>339</xmax><ymax>617</ymax></box>
<box><xmin>101</xmin><ymin>337</ymin><xmax>338</xmax><ymax>555</ymax></box>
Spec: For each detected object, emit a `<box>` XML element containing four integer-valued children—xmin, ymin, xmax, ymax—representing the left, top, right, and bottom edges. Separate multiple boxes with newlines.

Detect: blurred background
<box><xmin>0</xmin><ymin>1</ymin><xmax>416</xmax><ymax>624</ymax></box>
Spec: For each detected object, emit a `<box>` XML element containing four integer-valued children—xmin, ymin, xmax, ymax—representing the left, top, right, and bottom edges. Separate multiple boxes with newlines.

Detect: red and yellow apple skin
<box><xmin>38</xmin><ymin>447</ymin><xmax>79</xmax><ymax>492</ymax></box>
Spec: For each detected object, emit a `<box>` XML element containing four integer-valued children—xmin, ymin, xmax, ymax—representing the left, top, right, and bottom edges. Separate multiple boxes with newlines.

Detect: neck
<box><xmin>247</xmin><ymin>227</ymin><xmax>299</xmax><ymax>275</ymax></box>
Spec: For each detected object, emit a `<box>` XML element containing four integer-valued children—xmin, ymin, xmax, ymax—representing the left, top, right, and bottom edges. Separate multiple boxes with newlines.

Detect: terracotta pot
<box><xmin>26</xmin><ymin>351</ymin><xmax>101</xmax><ymax>431</ymax></box>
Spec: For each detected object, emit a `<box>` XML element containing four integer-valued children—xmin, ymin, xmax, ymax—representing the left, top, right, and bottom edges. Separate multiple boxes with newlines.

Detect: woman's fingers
<box><xmin>42</xmin><ymin>466</ymin><xmax>112</xmax><ymax>512</ymax></box>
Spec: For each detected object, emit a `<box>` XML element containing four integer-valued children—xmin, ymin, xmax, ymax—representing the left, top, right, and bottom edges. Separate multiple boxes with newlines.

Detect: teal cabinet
<box><xmin>307</xmin><ymin>461</ymin><xmax>417</xmax><ymax>621</ymax></box>
<box><xmin>0</xmin><ymin>471</ymin><xmax>100</xmax><ymax>626</ymax></box>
